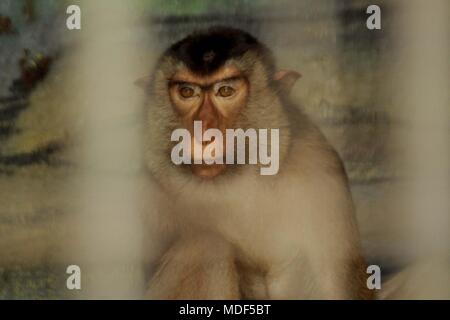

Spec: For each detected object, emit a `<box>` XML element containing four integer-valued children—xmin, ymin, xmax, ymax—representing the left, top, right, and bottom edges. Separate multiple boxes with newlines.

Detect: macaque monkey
<box><xmin>142</xmin><ymin>26</ymin><xmax>373</xmax><ymax>299</ymax></box>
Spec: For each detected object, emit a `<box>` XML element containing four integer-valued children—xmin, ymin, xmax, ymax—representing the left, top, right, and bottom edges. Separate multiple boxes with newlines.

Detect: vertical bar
<box><xmin>393</xmin><ymin>0</ymin><xmax>450</xmax><ymax>298</ymax></box>
<box><xmin>73</xmin><ymin>0</ymin><xmax>144</xmax><ymax>299</ymax></box>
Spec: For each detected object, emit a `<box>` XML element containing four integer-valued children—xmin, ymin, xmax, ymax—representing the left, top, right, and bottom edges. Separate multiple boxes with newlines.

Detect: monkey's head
<box><xmin>142</xmin><ymin>26</ymin><xmax>300</xmax><ymax>186</ymax></box>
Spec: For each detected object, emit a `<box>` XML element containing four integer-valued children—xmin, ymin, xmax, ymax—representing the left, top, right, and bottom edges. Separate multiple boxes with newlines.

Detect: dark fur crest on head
<box><xmin>165</xmin><ymin>26</ymin><xmax>276</xmax><ymax>76</ymax></box>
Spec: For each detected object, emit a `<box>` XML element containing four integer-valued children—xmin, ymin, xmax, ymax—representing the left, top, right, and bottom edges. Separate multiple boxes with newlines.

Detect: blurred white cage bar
<box><xmin>73</xmin><ymin>0</ymin><xmax>145</xmax><ymax>298</ymax></box>
<box><xmin>401</xmin><ymin>0</ymin><xmax>449</xmax><ymax>257</ymax></box>
<box><xmin>387</xmin><ymin>0</ymin><xmax>450</xmax><ymax>299</ymax></box>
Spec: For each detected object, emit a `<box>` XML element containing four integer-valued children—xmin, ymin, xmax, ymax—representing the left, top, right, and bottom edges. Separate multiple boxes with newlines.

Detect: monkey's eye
<box><xmin>179</xmin><ymin>86</ymin><xmax>195</xmax><ymax>98</ymax></box>
<box><xmin>218</xmin><ymin>86</ymin><xmax>235</xmax><ymax>98</ymax></box>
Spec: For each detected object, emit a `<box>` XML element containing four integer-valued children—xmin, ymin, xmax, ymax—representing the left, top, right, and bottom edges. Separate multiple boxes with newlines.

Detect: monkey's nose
<box><xmin>200</xmin><ymin>118</ymin><xmax>217</xmax><ymax>133</ymax></box>
<box><xmin>194</xmin><ymin>131</ymin><xmax>214</xmax><ymax>146</ymax></box>
<box><xmin>197</xmin><ymin>98</ymin><xmax>218</xmax><ymax>130</ymax></box>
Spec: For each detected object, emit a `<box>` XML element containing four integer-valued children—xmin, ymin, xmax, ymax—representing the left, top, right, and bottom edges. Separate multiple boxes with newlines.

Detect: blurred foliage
<box><xmin>143</xmin><ymin>0</ymin><xmax>273</xmax><ymax>16</ymax></box>
<box><xmin>0</xmin><ymin>0</ymin><xmax>363</xmax><ymax>16</ymax></box>
<box><xmin>0</xmin><ymin>266</ymin><xmax>65</xmax><ymax>299</ymax></box>
<box><xmin>1</xmin><ymin>0</ymin><xmax>281</xmax><ymax>19</ymax></box>
<box><xmin>0</xmin><ymin>0</ymin><xmax>64</xmax><ymax>27</ymax></box>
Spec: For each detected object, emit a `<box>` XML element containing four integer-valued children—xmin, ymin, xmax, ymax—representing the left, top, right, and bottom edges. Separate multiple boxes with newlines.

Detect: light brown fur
<box><xmin>144</xmin><ymin>30</ymin><xmax>372</xmax><ymax>300</ymax></box>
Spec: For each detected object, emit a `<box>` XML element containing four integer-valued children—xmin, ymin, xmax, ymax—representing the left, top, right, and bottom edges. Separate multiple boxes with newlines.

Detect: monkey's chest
<box><xmin>177</xmin><ymin>193</ymin><xmax>301</xmax><ymax>269</ymax></box>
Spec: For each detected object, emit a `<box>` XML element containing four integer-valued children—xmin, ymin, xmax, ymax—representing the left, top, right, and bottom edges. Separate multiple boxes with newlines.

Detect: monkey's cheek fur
<box><xmin>191</xmin><ymin>163</ymin><xmax>227</xmax><ymax>180</ymax></box>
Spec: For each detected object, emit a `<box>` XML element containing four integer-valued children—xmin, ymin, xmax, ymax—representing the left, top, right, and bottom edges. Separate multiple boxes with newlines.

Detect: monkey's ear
<box><xmin>274</xmin><ymin>70</ymin><xmax>301</xmax><ymax>93</ymax></box>
<box><xmin>134</xmin><ymin>76</ymin><xmax>151</xmax><ymax>90</ymax></box>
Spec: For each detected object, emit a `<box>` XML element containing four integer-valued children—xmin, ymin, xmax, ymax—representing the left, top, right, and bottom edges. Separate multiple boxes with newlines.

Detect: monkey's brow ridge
<box><xmin>168</xmin><ymin>76</ymin><xmax>244</xmax><ymax>90</ymax></box>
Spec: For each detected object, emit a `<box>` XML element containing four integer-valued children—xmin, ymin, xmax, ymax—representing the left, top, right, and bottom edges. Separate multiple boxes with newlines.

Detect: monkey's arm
<box><xmin>266</xmin><ymin>251</ymin><xmax>372</xmax><ymax>299</ymax></box>
<box><xmin>146</xmin><ymin>233</ymin><xmax>240</xmax><ymax>300</ymax></box>
<box><xmin>301</xmin><ymin>186</ymin><xmax>372</xmax><ymax>300</ymax></box>
<box><xmin>266</xmin><ymin>133</ymin><xmax>373</xmax><ymax>300</ymax></box>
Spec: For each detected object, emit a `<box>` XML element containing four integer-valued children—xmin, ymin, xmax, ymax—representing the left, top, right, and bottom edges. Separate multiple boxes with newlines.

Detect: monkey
<box><xmin>141</xmin><ymin>26</ymin><xmax>374</xmax><ymax>300</ymax></box>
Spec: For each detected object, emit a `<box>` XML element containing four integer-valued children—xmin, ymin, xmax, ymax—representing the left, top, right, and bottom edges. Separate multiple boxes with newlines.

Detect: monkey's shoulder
<box><xmin>285</xmin><ymin>120</ymin><xmax>349</xmax><ymax>185</ymax></box>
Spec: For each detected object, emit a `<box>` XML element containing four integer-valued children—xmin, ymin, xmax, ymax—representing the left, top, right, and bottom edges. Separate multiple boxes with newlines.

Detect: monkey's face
<box><xmin>144</xmin><ymin>27</ymin><xmax>297</xmax><ymax>186</ymax></box>
<box><xmin>168</xmin><ymin>64</ymin><xmax>249</xmax><ymax>179</ymax></box>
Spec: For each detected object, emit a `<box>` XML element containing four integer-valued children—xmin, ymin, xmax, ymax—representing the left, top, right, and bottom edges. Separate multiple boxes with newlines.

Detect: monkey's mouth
<box><xmin>191</xmin><ymin>163</ymin><xmax>227</xmax><ymax>179</ymax></box>
<box><xmin>190</xmin><ymin>138</ymin><xmax>227</xmax><ymax>179</ymax></box>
